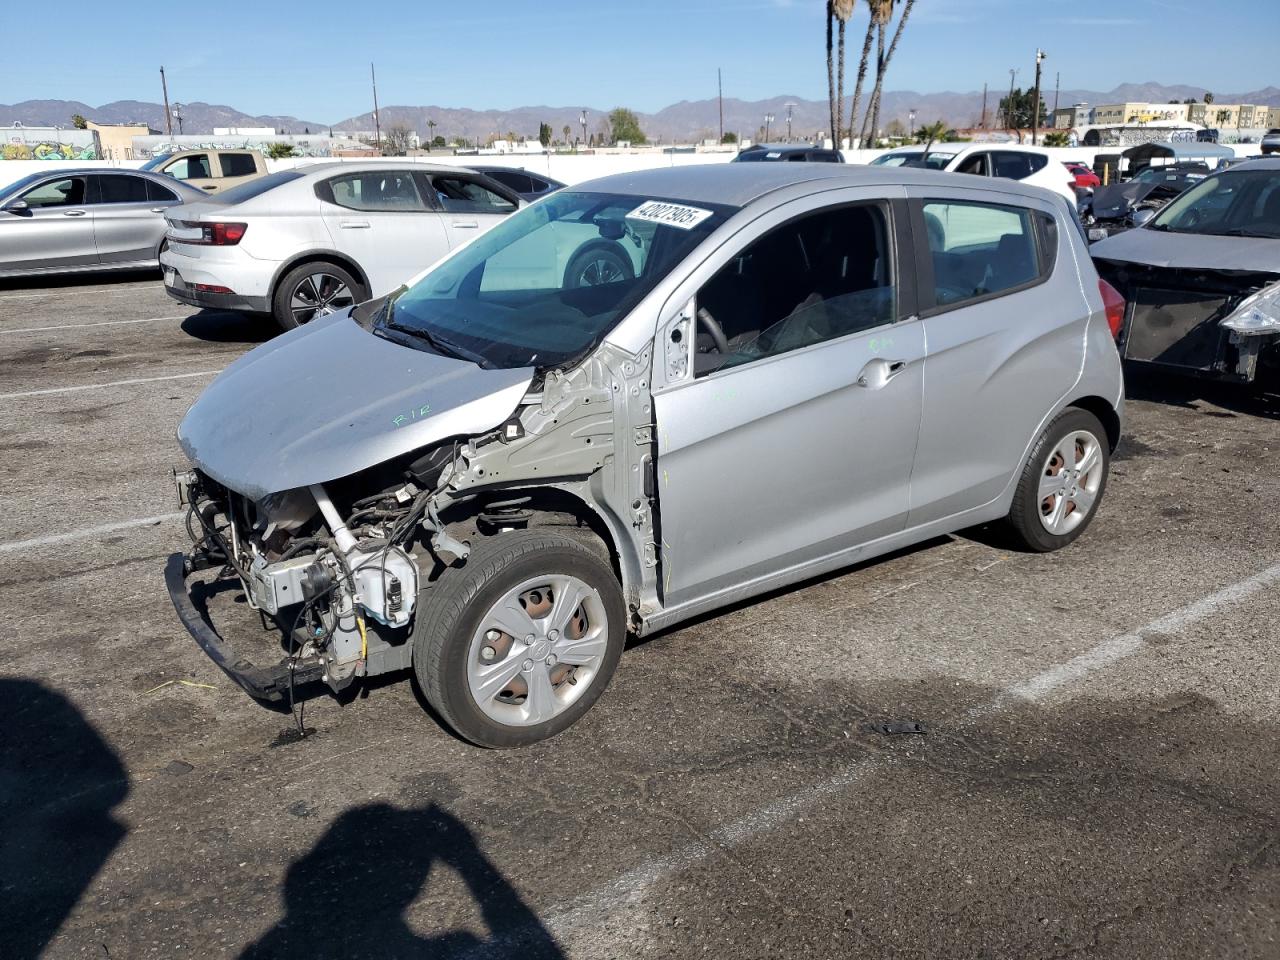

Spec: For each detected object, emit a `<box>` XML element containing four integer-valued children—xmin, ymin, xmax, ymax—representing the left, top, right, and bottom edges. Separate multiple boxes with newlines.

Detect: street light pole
<box><xmin>764</xmin><ymin>113</ymin><xmax>774</xmax><ymax>142</ymax></box>
<box><xmin>370</xmin><ymin>62</ymin><xmax>381</xmax><ymax>151</ymax></box>
<box><xmin>908</xmin><ymin>108</ymin><xmax>917</xmax><ymax>139</ymax></box>
<box><xmin>785</xmin><ymin>102</ymin><xmax>795</xmax><ymax>141</ymax></box>
<box><xmin>1006</xmin><ymin>68</ymin><xmax>1019</xmax><ymax>131</ymax></box>
<box><xmin>1032</xmin><ymin>49</ymin><xmax>1046</xmax><ymax>145</ymax></box>
<box><xmin>580</xmin><ymin>110</ymin><xmax>587</xmax><ymax>149</ymax></box>
<box><xmin>160</xmin><ymin>66</ymin><xmax>172</xmax><ymax>136</ymax></box>
<box><xmin>172</xmin><ymin>102</ymin><xmax>184</xmax><ymax>135</ymax></box>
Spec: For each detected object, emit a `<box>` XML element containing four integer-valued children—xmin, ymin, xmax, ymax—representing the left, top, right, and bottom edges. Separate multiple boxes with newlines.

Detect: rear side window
<box><xmin>147</xmin><ymin>179</ymin><xmax>179</xmax><ymax>203</ymax></box>
<box><xmin>486</xmin><ymin>170</ymin><xmax>534</xmax><ymax>193</ymax></box>
<box><xmin>320</xmin><ymin>171</ymin><xmax>425</xmax><ymax>212</ymax></box>
<box><xmin>991</xmin><ymin>152</ymin><xmax>1034</xmax><ymax>180</ymax></box>
<box><xmin>164</xmin><ymin>154</ymin><xmax>212</xmax><ymax>181</ymax></box>
<box><xmin>921</xmin><ymin>200</ymin><xmax>1042</xmax><ymax>309</ymax></box>
<box><xmin>92</xmin><ymin>174</ymin><xmax>149</xmax><ymax>204</ymax></box>
<box><xmin>219</xmin><ymin>153</ymin><xmax>257</xmax><ymax>178</ymax></box>
<box><xmin>430</xmin><ymin>176</ymin><xmax>518</xmax><ymax>214</ymax></box>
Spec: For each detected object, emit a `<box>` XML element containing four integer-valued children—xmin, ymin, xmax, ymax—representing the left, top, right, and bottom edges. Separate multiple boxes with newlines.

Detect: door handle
<box><xmin>150</xmin><ymin>207</ymin><xmax>167</xmax><ymax>213</ymax></box>
<box><xmin>62</xmin><ymin>209</ymin><xmax>86</xmax><ymax>217</ymax></box>
<box><xmin>202</xmin><ymin>185</ymin><xmax>217</xmax><ymax>191</ymax></box>
<box><xmin>451</xmin><ymin>219</ymin><xmax>479</xmax><ymax>229</ymax></box>
<box><xmin>856</xmin><ymin>358</ymin><xmax>909</xmax><ymax>388</ymax></box>
<box><xmin>339</xmin><ymin>219</ymin><xmax>371</xmax><ymax>228</ymax></box>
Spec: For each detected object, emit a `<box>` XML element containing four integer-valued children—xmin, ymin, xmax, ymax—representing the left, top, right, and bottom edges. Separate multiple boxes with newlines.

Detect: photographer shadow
<box><xmin>241</xmin><ymin>803</ymin><xmax>563</xmax><ymax>959</ymax></box>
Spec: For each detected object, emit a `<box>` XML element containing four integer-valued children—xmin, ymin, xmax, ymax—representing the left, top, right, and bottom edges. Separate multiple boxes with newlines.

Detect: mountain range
<box><xmin>5</xmin><ymin>83</ymin><xmax>1279</xmax><ymax>143</ymax></box>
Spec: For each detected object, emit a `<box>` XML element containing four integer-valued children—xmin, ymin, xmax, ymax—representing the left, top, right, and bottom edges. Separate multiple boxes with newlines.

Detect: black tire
<box><xmin>412</xmin><ymin>530</ymin><xmax>627</xmax><ymax>748</ymax></box>
<box><xmin>272</xmin><ymin>260</ymin><xmax>367</xmax><ymax>332</ymax></box>
<box><xmin>563</xmin><ymin>242</ymin><xmax>634</xmax><ymax>289</ymax></box>
<box><xmin>1004</xmin><ymin>407</ymin><xmax>1111</xmax><ymax>553</ymax></box>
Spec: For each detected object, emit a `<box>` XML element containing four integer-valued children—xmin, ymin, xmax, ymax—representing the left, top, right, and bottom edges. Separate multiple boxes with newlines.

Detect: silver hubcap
<box><xmin>466</xmin><ymin>574</ymin><xmax>608</xmax><ymax>727</ymax></box>
<box><xmin>1038</xmin><ymin>429</ymin><xmax>1104</xmax><ymax>535</ymax></box>
<box><xmin>577</xmin><ymin>258</ymin><xmax>624</xmax><ymax>286</ymax></box>
<box><xmin>290</xmin><ymin>272</ymin><xmax>353</xmax><ymax>324</ymax></box>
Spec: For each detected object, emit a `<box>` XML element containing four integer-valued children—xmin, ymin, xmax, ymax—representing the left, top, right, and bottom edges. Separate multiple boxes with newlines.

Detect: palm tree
<box><xmin>857</xmin><ymin>0</ymin><xmax>918</xmax><ymax>147</ymax></box>
<box><xmin>832</xmin><ymin>0</ymin><xmax>856</xmax><ymax>146</ymax></box>
<box><xmin>826</xmin><ymin>2</ymin><xmax>837</xmax><ymax>145</ymax></box>
<box><xmin>846</xmin><ymin>4</ymin><xmax>877</xmax><ymax>148</ymax></box>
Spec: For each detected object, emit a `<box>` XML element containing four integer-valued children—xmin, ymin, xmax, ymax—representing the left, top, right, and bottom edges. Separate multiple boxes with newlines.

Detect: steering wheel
<box><xmin>696</xmin><ymin>306</ymin><xmax>730</xmax><ymax>355</ymax></box>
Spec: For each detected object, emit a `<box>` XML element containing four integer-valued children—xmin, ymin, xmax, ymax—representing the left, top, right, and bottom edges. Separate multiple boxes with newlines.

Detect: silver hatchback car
<box><xmin>166</xmin><ymin>164</ymin><xmax>1124</xmax><ymax>747</ymax></box>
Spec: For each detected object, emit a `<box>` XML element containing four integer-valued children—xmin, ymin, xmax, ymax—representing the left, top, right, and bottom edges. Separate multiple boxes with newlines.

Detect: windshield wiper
<box><xmin>382</xmin><ymin>319</ymin><xmax>492</xmax><ymax>368</ymax></box>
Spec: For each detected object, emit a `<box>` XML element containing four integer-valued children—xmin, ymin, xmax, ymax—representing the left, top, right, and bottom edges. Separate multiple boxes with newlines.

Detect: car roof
<box><xmin>739</xmin><ymin>143</ymin><xmax>830</xmax><ymax>153</ymax></box>
<box><xmin>571</xmin><ymin>162</ymin><xmax>1063</xmax><ymax>209</ymax></box>
<box><xmin>288</xmin><ymin>160</ymin><xmax>475</xmax><ymax>178</ymax></box>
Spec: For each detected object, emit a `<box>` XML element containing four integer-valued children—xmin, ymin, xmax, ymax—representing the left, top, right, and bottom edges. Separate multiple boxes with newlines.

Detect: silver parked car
<box><xmin>160</xmin><ymin>162</ymin><xmax>524</xmax><ymax>331</ymax></box>
<box><xmin>166</xmin><ymin>164</ymin><xmax>1124</xmax><ymax>747</ymax></box>
<box><xmin>0</xmin><ymin>168</ymin><xmax>207</xmax><ymax>278</ymax></box>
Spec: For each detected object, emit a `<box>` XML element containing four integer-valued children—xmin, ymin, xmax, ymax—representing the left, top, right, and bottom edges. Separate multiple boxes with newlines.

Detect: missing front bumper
<box><xmin>164</xmin><ymin>552</ymin><xmax>325</xmax><ymax>702</ymax></box>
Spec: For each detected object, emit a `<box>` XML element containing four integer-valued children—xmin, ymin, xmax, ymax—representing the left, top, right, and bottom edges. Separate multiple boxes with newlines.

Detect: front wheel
<box><xmin>412</xmin><ymin>530</ymin><xmax>626</xmax><ymax>748</ymax></box>
<box><xmin>563</xmin><ymin>242</ymin><xmax>634</xmax><ymax>289</ymax></box>
<box><xmin>1004</xmin><ymin>408</ymin><xmax>1111</xmax><ymax>552</ymax></box>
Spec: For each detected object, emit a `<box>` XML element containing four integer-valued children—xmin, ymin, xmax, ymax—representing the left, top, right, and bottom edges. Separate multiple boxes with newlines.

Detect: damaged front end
<box><xmin>1094</xmin><ymin>259</ymin><xmax>1280</xmax><ymax>384</ymax></box>
<box><xmin>167</xmin><ymin>468</ymin><xmax>429</xmax><ymax>700</ymax></box>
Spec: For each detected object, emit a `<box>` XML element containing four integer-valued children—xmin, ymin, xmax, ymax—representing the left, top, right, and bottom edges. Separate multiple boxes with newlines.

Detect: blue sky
<box><xmin>2</xmin><ymin>0</ymin><xmax>1273</xmax><ymax>120</ymax></box>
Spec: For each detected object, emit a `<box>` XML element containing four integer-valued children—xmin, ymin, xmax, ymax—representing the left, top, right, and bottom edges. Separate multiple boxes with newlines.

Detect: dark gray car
<box><xmin>0</xmin><ymin>168</ymin><xmax>208</xmax><ymax>278</ymax></box>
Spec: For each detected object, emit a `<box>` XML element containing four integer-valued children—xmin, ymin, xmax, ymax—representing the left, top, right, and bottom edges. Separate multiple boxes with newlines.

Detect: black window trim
<box><xmin>316</xmin><ymin>169</ymin><xmax>430</xmax><ymax>213</ymax></box>
<box><xmin>689</xmin><ymin>196</ymin><xmax>912</xmax><ymax>382</ymax></box>
<box><xmin>422</xmin><ymin>172</ymin><xmax>521</xmax><ymax>213</ymax></box>
<box><xmin>908</xmin><ymin>196</ymin><xmax>1054</xmax><ymax>319</ymax></box>
<box><xmin>87</xmin><ymin>172</ymin><xmax>151</xmax><ymax>205</ymax></box>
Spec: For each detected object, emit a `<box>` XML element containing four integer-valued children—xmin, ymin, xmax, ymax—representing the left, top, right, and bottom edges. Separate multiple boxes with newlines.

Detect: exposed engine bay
<box><xmin>1094</xmin><ymin>260</ymin><xmax>1280</xmax><ymax>385</ymax></box>
<box><xmin>166</xmin><ymin>336</ymin><xmax>659</xmax><ymax>704</ymax></box>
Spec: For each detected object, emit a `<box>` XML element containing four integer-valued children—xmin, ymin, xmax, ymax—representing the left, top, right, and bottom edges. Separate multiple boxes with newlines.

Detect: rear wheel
<box><xmin>272</xmin><ymin>261</ymin><xmax>367</xmax><ymax>331</ymax></box>
<box><xmin>1004</xmin><ymin>408</ymin><xmax>1110</xmax><ymax>552</ymax></box>
<box><xmin>412</xmin><ymin>530</ymin><xmax>626</xmax><ymax>748</ymax></box>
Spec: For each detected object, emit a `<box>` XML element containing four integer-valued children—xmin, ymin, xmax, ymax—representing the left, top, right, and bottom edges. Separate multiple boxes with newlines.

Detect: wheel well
<box><xmin>271</xmin><ymin>252</ymin><xmax>370</xmax><ymax>303</ymax></box>
<box><xmin>447</xmin><ymin>487</ymin><xmax>624</xmax><ymax>585</ymax></box>
<box><xmin>1068</xmin><ymin>396</ymin><xmax>1121</xmax><ymax>451</ymax></box>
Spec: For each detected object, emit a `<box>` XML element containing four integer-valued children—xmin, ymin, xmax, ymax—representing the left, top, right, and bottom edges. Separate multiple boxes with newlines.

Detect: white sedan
<box><xmin>160</xmin><ymin>162</ymin><xmax>525</xmax><ymax>330</ymax></box>
<box><xmin>870</xmin><ymin>144</ymin><xmax>1078</xmax><ymax>202</ymax></box>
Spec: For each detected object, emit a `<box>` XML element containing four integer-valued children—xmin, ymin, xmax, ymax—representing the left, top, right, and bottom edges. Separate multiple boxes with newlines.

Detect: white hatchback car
<box><xmin>160</xmin><ymin>162</ymin><xmax>524</xmax><ymax>330</ymax></box>
<box><xmin>870</xmin><ymin>145</ymin><xmax>1078</xmax><ymax>202</ymax></box>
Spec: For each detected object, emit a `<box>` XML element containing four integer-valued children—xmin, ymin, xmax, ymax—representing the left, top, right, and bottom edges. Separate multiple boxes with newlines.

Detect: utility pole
<box><xmin>785</xmin><ymin>102</ymin><xmax>795</xmax><ymax>141</ymax></box>
<box><xmin>1053</xmin><ymin>71</ymin><xmax>1061</xmax><ymax>113</ymax></box>
<box><xmin>370</xmin><ymin>62</ymin><xmax>381</xmax><ymax>151</ymax></box>
<box><xmin>980</xmin><ymin>83</ymin><xmax>988</xmax><ymax>129</ymax></box>
<box><xmin>1032</xmin><ymin>49</ymin><xmax>1046</xmax><ymax>145</ymax></box>
<box><xmin>764</xmin><ymin>113</ymin><xmax>774</xmax><ymax>142</ymax></box>
<box><xmin>160</xmin><ymin>66</ymin><xmax>173</xmax><ymax>136</ymax></box>
<box><xmin>717</xmin><ymin>68</ymin><xmax>724</xmax><ymax>143</ymax></box>
<box><xmin>172</xmin><ymin>102</ymin><xmax>184</xmax><ymax>135</ymax></box>
<box><xmin>580</xmin><ymin>109</ymin><xmax>588</xmax><ymax>148</ymax></box>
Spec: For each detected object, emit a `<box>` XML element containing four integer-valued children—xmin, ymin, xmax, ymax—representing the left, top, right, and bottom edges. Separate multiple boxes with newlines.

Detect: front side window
<box><xmin>21</xmin><ymin>177</ymin><xmax>86</xmax><ymax>208</ymax></box>
<box><xmin>693</xmin><ymin>203</ymin><xmax>896</xmax><ymax>377</ymax></box>
<box><xmin>1148</xmin><ymin>169</ymin><xmax>1280</xmax><ymax>238</ymax></box>
<box><xmin>379</xmin><ymin>191</ymin><xmax>731</xmax><ymax>369</ymax></box>
<box><xmin>431</xmin><ymin>176</ymin><xmax>517</xmax><ymax>215</ymax></box>
<box><xmin>219</xmin><ymin>153</ymin><xmax>257</xmax><ymax>177</ymax></box>
<box><xmin>164</xmin><ymin>155</ymin><xmax>212</xmax><ymax>181</ymax></box>
<box><xmin>322</xmin><ymin>171</ymin><xmax>425</xmax><ymax>212</ymax></box>
<box><xmin>922</xmin><ymin>200</ymin><xmax>1041</xmax><ymax>308</ymax></box>
<box><xmin>93</xmin><ymin>174</ymin><xmax>149</xmax><ymax>204</ymax></box>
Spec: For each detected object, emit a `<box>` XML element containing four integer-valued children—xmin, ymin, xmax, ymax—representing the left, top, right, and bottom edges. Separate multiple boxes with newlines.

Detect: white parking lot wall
<box><xmin>2</xmin><ymin>143</ymin><xmax>1263</xmax><ymax>191</ymax></box>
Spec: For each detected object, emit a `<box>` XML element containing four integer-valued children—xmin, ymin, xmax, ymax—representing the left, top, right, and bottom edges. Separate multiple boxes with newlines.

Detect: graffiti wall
<box><xmin>131</xmin><ymin>135</ymin><xmax>337</xmax><ymax>158</ymax></box>
<box><xmin>1</xmin><ymin>128</ymin><xmax>99</xmax><ymax>160</ymax></box>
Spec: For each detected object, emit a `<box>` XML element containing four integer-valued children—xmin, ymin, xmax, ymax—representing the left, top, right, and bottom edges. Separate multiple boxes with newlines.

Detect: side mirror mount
<box><xmin>1131</xmin><ymin>208</ymin><xmax>1156</xmax><ymax>227</ymax></box>
<box><xmin>3</xmin><ymin>199</ymin><xmax>29</xmax><ymax>213</ymax></box>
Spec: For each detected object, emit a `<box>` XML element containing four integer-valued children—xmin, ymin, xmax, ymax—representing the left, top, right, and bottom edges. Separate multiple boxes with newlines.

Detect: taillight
<box><xmin>175</xmin><ymin>221</ymin><xmax>248</xmax><ymax>245</ymax></box>
<box><xmin>1099</xmin><ymin>279</ymin><xmax>1125</xmax><ymax>339</ymax></box>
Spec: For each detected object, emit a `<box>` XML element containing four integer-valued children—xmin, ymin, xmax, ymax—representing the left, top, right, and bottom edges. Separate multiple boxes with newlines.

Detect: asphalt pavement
<box><xmin>1</xmin><ymin>271</ymin><xmax>1277</xmax><ymax>959</ymax></box>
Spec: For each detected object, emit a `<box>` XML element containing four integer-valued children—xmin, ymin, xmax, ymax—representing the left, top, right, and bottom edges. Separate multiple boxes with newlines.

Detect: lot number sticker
<box><xmin>627</xmin><ymin>200</ymin><xmax>714</xmax><ymax>230</ymax></box>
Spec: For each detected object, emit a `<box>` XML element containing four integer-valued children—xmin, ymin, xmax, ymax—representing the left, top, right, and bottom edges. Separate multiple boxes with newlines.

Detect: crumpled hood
<box><xmin>178</xmin><ymin>311</ymin><xmax>534</xmax><ymax>500</ymax></box>
<box><xmin>1091</xmin><ymin>228</ymin><xmax>1280</xmax><ymax>273</ymax></box>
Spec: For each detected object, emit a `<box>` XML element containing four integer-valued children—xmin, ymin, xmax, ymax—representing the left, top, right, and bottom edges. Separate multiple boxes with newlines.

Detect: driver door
<box><xmin>1</xmin><ymin>175</ymin><xmax>96</xmax><ymax>272</ymax></box>
<box><xmin>651</xmin><ymin>190</ymin><xmax>925</xmax><ymax>611</ymax></box>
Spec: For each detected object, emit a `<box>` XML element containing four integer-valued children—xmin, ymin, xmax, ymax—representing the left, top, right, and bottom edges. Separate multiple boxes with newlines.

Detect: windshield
<box><xmin>382</xmin><ymin>190</ymin><xmax>733</xmax><ymax>369</ymax></box>
<box><xmin>1148</xmin><ymin>168</ymin><xmax>1280</xmax><ymax>238</ymax></box>
<box><xmin>871</xmin><ymin>151</ymin><xmax>954</xmax><ymax>170</ymax></box>
<box><xmin>0</xmin><ymin>173</ymin><xmax>46</xmax><ymax>201</ymax></box>
<box><xmin>139</xmin><ymin>155</ymin><xmax>173</xmax><ymax>171</ymax></box>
